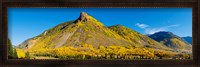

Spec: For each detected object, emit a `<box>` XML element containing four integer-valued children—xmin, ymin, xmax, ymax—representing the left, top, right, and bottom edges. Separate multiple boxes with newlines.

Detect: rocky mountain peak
<box><xmin>77</xmin><ymin>12</ymin><xmax>90</xmax><ymax>22</ymax></box>
<box><xmin>80</xmin><ymin>12</ymin><xmax>88</xmax><ymax>17</ymax></box>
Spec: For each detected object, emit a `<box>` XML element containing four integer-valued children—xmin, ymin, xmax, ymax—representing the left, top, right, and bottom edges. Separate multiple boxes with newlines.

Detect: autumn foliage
<box><xmin>24</xmin><ymin>44</ymin><xmax>191</xmax><ymax>59</ymax></box>
<box><xmin>16</xmin><ymin>48</ymin><xmax>26</xmax><ymax>59</ymax></box>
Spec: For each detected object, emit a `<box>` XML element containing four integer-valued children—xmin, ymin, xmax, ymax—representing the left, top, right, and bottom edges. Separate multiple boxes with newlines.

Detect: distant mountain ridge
<box><xmin>148</xmin><ymin>31</ymin><xmax>192</xmax><ymax>53</ymax></box>
<box><xmin>182</xmin><ymin>36</ymin><xmax>192</xmax><ymax>44</ymax></box>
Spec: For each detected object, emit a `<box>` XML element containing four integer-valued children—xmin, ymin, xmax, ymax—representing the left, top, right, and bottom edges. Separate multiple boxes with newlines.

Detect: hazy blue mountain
<box><xmin>182</xmin><ymin>36</ymin><xmax>192</xmax><ymax>44</ymax></box>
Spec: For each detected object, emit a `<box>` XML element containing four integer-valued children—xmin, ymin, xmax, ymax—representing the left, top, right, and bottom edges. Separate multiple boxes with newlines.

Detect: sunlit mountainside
<box><xmin>9</xmin><ymin>12</ymin><xmax>192</xmax><ymax>60</ymax></box>
<box><xmin>108</xmin><ymin>25</ymin><xmax>171</xmax><ymax>50</ymax></box>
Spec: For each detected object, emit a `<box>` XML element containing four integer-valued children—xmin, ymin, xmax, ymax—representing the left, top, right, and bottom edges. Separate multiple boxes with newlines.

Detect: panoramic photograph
<box><xmin>8</xmin><ymin>8</ymin><xmax>192</xmax><ymax>60</ymax></box>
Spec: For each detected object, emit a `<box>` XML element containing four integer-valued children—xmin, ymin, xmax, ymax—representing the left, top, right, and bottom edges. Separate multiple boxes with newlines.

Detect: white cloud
<box><xmin>135</xmin><ymin>23</ymin><xmax>149</xmax><ymax>29</ymax></box>
<box><xmin>135</xmin><ymin>23</ymin><xmax>180</xmax><ymax>34</ymax></box>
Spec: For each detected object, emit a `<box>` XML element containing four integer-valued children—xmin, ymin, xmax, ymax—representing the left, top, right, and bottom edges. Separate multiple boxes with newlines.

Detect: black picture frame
<box><xmin>0</xmin><ymin>0</ymin><xmax>199</xmax><ymax>67</ymax></box>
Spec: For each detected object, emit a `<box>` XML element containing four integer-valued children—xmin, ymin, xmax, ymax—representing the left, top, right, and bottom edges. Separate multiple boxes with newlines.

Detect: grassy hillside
<box><xmin>108</xmin><ymin>25</ymin><xmax>171</xmax><ymax>50</ymax></box>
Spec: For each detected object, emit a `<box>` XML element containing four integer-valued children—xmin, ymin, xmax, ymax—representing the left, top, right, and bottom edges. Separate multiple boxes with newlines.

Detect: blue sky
<box><xmin>8</xmin><ymin>8</ymin><xmax>192</xmax><ymax>46</ymax></box>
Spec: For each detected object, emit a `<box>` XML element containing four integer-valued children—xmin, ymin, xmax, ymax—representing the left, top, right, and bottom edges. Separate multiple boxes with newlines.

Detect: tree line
<box><xmin>8</xmin><ymin>39</ymin><xmax>192</xmax><ymax>60</ymax></box>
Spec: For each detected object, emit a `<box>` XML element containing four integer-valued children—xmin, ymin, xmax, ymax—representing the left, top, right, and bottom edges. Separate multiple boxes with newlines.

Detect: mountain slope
<box><xmin>18</xmin><ymin>12</ymin><xmax>134</xmax><ymax>50</ymax></box>
<box><xmin>108</xmin><ymin>25</ymin><xmax>171</xmax><ymax>50</ymax></box>
<box><xmin>148</xmin><ymin>31</ymin><xmax>192</xmax><ymax>52</ymax></box>
<box><xmin>18</xmin><ymin>12</ymin><xmax>176</xmax><ymax>52</ymax></box>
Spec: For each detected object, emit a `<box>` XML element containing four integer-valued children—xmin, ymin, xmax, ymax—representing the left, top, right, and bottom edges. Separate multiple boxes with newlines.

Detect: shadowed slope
<box><xmin>148</xmin><ymin>31</ymin><xmax>192</xmax><ymax>53</ymax></box>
